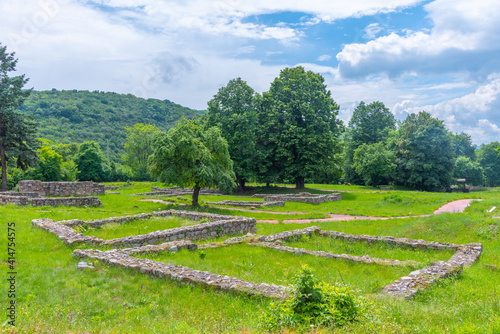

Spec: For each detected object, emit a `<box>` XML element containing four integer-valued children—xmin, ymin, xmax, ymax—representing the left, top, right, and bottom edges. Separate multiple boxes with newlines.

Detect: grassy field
<box><xmin>0</xmin><ymin>182</ymin><xmax>499</xmax><ymax>333</ymax></box>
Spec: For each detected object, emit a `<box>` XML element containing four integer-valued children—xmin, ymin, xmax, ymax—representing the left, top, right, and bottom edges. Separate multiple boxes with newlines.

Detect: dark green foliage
<box><xmin>263</xmin><ymin>266</ymin><xmax>363</xmax><ymax>331</ymax></box>
<box><xmin>206</xmin><ymin>78</ymin><xmax>258</xmax><ymax>190</ymax></box>
<box><xmin>477</xmin><ymin>141</ymin><xmax>500</xmax><ymax>186</ymax></box>
<box><xmin>259</xmin><ymin>67</ymin><xmax>342</xmax><ymax>188</ymax></box>
<box><xmin>0</xmin><ymin>43</ymin><xmax>39</xmax><ymax>191</ymax></box>
<box><xmin>453</xmin><ymin>156</ymin><xmax>485</xmax><ymax>186</ymax></box>
<box><xmin>353</xmin><ymin>142</ymin><xmax>395</xmax><ymax>186</ymax></box>
<box><xmin>450</xmin><ymin>132</ymin><xmax>476</xmax><ymax>160</ymax></box>
<box><xmin>344</xmin><ymin>101</ymin><xmax>396</xmax><ymax>184</ymax></box>
<box><xmin>75</xmin><ymin>141</ymin><xmax>108</xmax><ymax>182</ymax></box>
<box><xmin>122</xmin><ymin>123</ymin><xmax>160</xmax><ymax>181</ymax></box>
<box><xmin>149</xmin><ymin>118</ymin><xmax>236</xmax><ymax>206</ymax></box>
<box><xmin>31</xmin><ymin>140</ymin><xmax>63</xmax><ymax>181</ymax></box>
<box><xmin>17</xmin><ymin>89</ymin><xmax>203</xmax><ymax>162</ymax></box>
<box><xmin>394</xmin><ymin>111</ymin><xmax>454</xmax><ymax>191</ymax></box>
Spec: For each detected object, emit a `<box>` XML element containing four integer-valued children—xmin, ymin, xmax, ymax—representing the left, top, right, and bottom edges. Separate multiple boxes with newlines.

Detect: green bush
<box><xmin>262</xmin><ymin>266</ymin><xmax>364</xmax><ymax>332</ymax></box>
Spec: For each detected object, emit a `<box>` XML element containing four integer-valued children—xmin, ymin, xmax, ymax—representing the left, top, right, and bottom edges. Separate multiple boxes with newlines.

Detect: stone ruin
<box><xmin>253</xmin><ymin>192</ymin><xmax>341</xmax><ymax>205</ymax></box>
<box><xmin>0</xmin><ymin>180</ymin><xmax>104</xmax><ymax>207</ymax></box>
<box><xmin>31</xmin><ymin>203</ymin><xmax>482</xmax><ymax>300</ymax></box>
<box><xmin>133</xmin><ymin>186</ymin><xmax>224</xmax><ymax>197</ymax></box>
<box><xmin>32</xmin><ymin>210</ymin><xmax>257</xmax><ymax>247</ymax></box>
<box><xmin>19</xmin><ymin>180</ymin><xmax>105</xmax><ymax>196</ymax></box>
<box><xmin>206</xmin><ymin>200</ymin><xmax>285</xmax><ymax>208</ymax></box>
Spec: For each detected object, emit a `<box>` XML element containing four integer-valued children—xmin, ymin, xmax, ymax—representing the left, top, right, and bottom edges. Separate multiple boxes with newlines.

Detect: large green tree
<box><xmin>393</xmin><ymin>111</ymin><xmax>454</xmax><ymax>191</ymax></box>
<box><xmin>205</xmin><ymin>78</ymin><xmax>258</xmax><ymax>191</ymax></box>
<box><xmin>259</xmin><ymin>66</ymin><xmax>342</xmax><ymax>188</ymax></box>
<box><xmin>353</xmin><ymin>142</ymin><xmax>395</xmax><ymax>187</ymax></box>
<box><xmin>31</xmin><ymin>139</ymin><xmax>63</xmax><ymax>181</ymax></box>
<box><xmin>477</xmin><ymin>141</ymin><xmax>500</xmax><ymax>187</ymax></box>
<box><xmin>450</xmin><ymin>132</ymin><xmax>476</xmax><ymax>160</ymax></box>
<box><xmin>0</xmin><ymin>44</ymin><xmax>39</xmax><ymax>191</ymax></box>
<box><xmin>149</xmin><ymin>118</ymin><xmax>235</xmax><ymax>206</ymax></box>
<box><xmin>75</xmin><ymin>141</ymin><xmax>108</xmax><ymax>182</ymax></box>
<box><xmin>122</xmin><ymin>123</ymin><xmax>160</xmax><ymax>181</ymax></box>
<box><xmin>343</xmin><ymin>101</ymin><xmax>396</xmax><ymax>184</ymax></box>
<box><xmin>453</xmin><ymin>156</ymin><xmax>485</xmax><ymax>186</ymax></box>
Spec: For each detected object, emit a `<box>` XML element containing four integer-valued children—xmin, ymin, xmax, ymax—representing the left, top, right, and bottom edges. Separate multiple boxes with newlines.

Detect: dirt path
<box><xmin>140</xmin><ymin>198</ymin><xmax>482</xmax><ymax>224</ymax></box>
<box><xmin>258</xmin><ymin>199</ymin><xmax>481</xmax><ymax>224</ymax></box>
<box><xmin>433</xmin><ymin>199</ymin><xmax>481</xmax><ymax>214</ymax></box>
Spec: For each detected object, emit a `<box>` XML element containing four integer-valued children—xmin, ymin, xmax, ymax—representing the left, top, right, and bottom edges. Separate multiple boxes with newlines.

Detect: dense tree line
<box><xmin>2</xmin><ymin>42</ymin><xmax>500</xmax><ymax>193</ymax></box>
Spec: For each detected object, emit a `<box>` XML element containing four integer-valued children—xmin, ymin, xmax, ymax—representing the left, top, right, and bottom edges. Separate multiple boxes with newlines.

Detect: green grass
<box><xmin>138</xmin><ymin>244</ymin><xmax>415</xmax><ymax>294</ymax></box>
<box><xmin>283</xmin><ymin>233</ymin><xmax>455</xmax><ymax>264</ymax></box>
<box><xmin>1</xmin><ymin>184</ymin><xmax>499</xmax><ymax>333</ymax></box>
<box><xmin>79</xmin><ymin>216</ymin><xmax>205</xmax><ymax>240</ymax></box>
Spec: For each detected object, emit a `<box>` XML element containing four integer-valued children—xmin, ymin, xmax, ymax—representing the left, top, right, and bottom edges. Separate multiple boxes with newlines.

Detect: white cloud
<box><xmin>317</xmin><ymin>54</ymin><xmax>331</xmax><ymax>62</ymax></box>
<box><xmin>336</xmin><ymin>0</ymin><xmax>500</xmax><ymax>78</ymax></box>
<box><xmin>363</xmin><ymin>23</ymin><xmax>383</xmax><ymax>40</ymax></box>
<box><xmin>392</xmin><ymin>74</ymin><xmax>500</xmax><ymax>144</ymax></box>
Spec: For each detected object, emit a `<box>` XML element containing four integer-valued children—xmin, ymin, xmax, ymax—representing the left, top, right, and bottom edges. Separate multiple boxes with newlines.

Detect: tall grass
<box><xmin>0</xmin><ymin>185</ymin><xmax>498</xmax><ymax>333</ymax></box>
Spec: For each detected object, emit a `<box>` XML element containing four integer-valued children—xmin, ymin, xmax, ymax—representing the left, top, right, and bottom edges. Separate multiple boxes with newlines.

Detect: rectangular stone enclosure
<box><xmin>19</xmin><ymin>180</ymin><xmax>105</xmax><ymax>196</ymax></box>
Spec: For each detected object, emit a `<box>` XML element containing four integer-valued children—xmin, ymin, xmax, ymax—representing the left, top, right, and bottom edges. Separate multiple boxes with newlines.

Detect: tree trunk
<box><xmin>0</xmin><ymin>142</ymin><xmax>7</xmax><ymax>192</ymax></box>
<box><xmin>192</xmin><ymin>184</ymin><xmax>201</xmax><ymax>207</ymax></box>
<box><xmin>237</xmin><ymin>179</ymin><xmax>246</xmax><ymax>193</ymax></box>
<box><xmin>266</xmin><ymin>182</ymin><xmax>270</xmax><ymax>188</ymax></box>
<box><xmin>295</xmin><ymin>176</ymin><xmax>305</xmax><ymax>189</ymax></box>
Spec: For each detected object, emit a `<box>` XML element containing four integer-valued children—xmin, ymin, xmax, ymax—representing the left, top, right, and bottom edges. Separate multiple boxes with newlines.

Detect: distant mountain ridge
<box><xmin>17</xmin><ymin>89</ymin><xmax>204</xmax><ymax>162</ymax></box>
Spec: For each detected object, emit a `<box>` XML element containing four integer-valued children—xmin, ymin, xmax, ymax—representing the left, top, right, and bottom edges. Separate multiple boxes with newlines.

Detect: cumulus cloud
<box><xmin>393</xmin><ymin>74</ymin><xmax>500</xmax><ymax>144</ymax></box>
<box><xmin>336</xmin><ymin>0</ymin><xmax>500</xmax><ymax>78</ymax></box>
<box><xmin>317</xmin><ymin>54</ymin><xmax>332</xmax><ymax>62</ymax></box>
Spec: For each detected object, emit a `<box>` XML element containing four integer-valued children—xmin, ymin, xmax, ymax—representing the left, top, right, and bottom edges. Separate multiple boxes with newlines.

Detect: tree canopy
<box><xmin>353</xmin><ymin>142</ymin><xmax>395</xmax><ymax>187</ymax></box>
<box><xmin>477</xmin><ymin>141</ymin><xmax>500</xmax><ymax>187</ymax></box>
<box><xmin>343</xmin><ymin>101</ymin><xmax>396</xmax><ymax>184</ymax></box>
<box><xmin>75</xmin><ymin>141</ymin><xmax>108</xmax><ymax>182</ymax></box>
<box><xmin>394</xmin><ymin>111</ymin><xmax>454</xmax><ymax>191</ymax></box>
<box><xmin>206</xmin><ymin>78</ymin><xmax>258</xmax><ymax>190</ymax></box>
<box><xmin>260</xmin><ymin>66</ymin><xmax>342</xmax><ymax>188</ymax></box>
<box><xmin>0</xmin><ymin>43</ymin><xmax>39</xmax><ymax>191</ymax></box>
<box><xmin>451</xmin><ymin>132</ymin><xmax>476</xmax><ymax>160</ymax></box>
<box><xmin>149</xmin><ymin>118</ymin><xmax>235</xmax><ymax>206</ymax></box>
<box><xmin>453</xmin><ymin>156</ymin><xmax>484</xmax><ymax>186</ymax></box>
<box><xmin>122</xmin><ymin>123</ymin><xmax>160</xmax><ymax>181</ymax></box>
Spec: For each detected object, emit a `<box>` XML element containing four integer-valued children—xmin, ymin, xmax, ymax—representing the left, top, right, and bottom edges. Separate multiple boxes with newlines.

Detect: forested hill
<box><xmin>17</xmin><ymin>89</ymin><xmax>204</xmax><ymax>162</ymax></box>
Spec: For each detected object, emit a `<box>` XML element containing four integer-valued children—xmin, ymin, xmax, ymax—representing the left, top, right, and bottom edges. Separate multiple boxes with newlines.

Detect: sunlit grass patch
<box><xmin>79</xmin><ymin>216</ymin><xmax>204</xmax><ymax>240</ymax></box>
<box><xmin>283</xmin><ymin>233</ymin><xmax>454</xmax><ymax>264</ymax></box>
<box><xmin>138</xmin><ymin>243</ymin><xmax>417</xmax><ymax>294</ymax></box>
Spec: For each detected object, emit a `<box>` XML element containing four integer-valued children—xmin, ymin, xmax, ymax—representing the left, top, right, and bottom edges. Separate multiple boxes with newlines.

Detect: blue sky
<box><xmin>1</xmin><ymin>0</ymin><xmax>500</xmax><ymax>144</ymax></box>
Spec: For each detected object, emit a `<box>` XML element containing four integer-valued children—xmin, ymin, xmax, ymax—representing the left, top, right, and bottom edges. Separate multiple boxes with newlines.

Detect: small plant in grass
<box><xmin>262</xmin><ymin>265</ymin><xmax>365</xmax><ymax>332</ymax></box>
<box><xmin>199</xmin><ymin>250</ymin><xmax>206</xmax><ymax>260</ymax></box>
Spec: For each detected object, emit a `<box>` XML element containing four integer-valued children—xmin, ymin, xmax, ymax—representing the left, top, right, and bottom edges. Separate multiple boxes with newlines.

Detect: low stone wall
<box><xmin>73</xmin><ymin>247</ymin><xmax>289</xmax><ymax>299</ymax></box>
<box><xmin>319</xmin><ymin>230</ymin><xmax>459</xmax><ymax>250</ymax></box>
<box><xmin>31</xmin><ymin>197</ymin><xmax>102</xmax><ymax>207</ymax></box>
<box><xmin>105</xmin><ymin>186</ymin><xmax>119</xmax><ymax>190</ymax></box>
<box><xmin>259</xmin><ymin>227</ymin><xmax>482</xmax><ymax>299</ymax></box>
<box><xmin>134</xmin><ymin>187</ymin><xmax>225</xmax><ymax>197</ymax></box>
<box><xmin>1</xmin><ymin>194</ymin><xmax>101</xmax><ymax>207</ymax></box>
<box><xmin>0</xmin><ymin>195</ymin><xmax>29</xmax><ymax>205</ymax></box>
<box><xmin>1</xmin><ymin>191</ymin><xmax>40</xmax><ymax>198</ymax></box>
<box><xmin>32</xmin><ymin>210</ymin><xmax>257</xmax><ymax>247</ymax></box>
<box><xmin>19</xmin><ymin>180</ymin><xmax>105</xmax><ymax>196</ymax></box>
<box><xmin>207</xmin><ymin>200</ymin><xmax>285</xmax><ymax>208</ymax></box>
<box><xmin>252</xmin><ymin>241</ymin><xmax>419</xmax><ymax>267</ymax></box>
<box><xmin>253</xmin><ymin>192</ymin><xmax>341</xmax><ymax>205</ymax></box>
<box><xmin>382</xmin><ymin>244</ymin><xmax>482</xmax><ymax>298</ymax></box>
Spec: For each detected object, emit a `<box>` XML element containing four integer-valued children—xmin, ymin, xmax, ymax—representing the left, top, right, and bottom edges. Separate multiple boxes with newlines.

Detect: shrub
<box><xmin>262</xmin><ymin>266</ymin><xmax>364</xmax><ymax>332</ymax></box>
